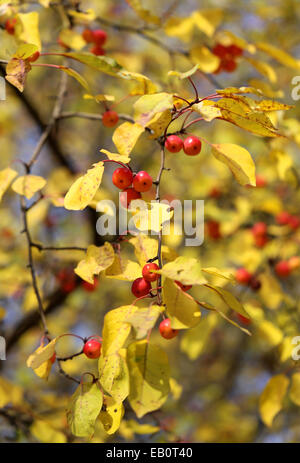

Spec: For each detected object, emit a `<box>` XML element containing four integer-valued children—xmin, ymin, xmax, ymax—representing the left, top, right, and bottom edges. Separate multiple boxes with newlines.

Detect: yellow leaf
<box><xmin>33</xmin><ymin>353</ymin><xmax>53</xmax><ymax>380</ymax></box>
<box><xmin>99</xmin><ymin>397</ymin><xmax>124</xmax><ymax>435</ymax></box>
<box><xmin>64</xmin><ymin>162</ymin><xmax>104</xmax><ymax>210</ymax></box>
<box><xmin>102</xmin><ymin>305</ymin><xmax>137</xmax><ymax>356</ymax></box>
<box><xmin>180</xmin><ymin>313</ymin><xmax>218</xmax><ymax>360</ymax></box>
<box><xmin>127</xmin><ymin>340</ymin><xmax>170</xmax><ymax>418</ymax></box>
<box><xmin>290</xmin><ymin>373</ymin><xmax>300</xmax><ymax>407</ymax></box>
<box><xmin>100</xmin><ymin>148</ymin><xmax>130</xmax><ymax>164</ymax></box>
<box><xmin>14</xmin><ymin>43</ymin><xmax>39</xmax><ymax>60</ymax></box>
<box><xmin>119</xmin><ymin>419</ymin><xmax>160</xmax><ymax>438</ymax></box>
<box><xmin>129</xmin><ymin>200</ymin><xmax>173</xmax><ymax>233</ymax></box>
<box><xmin>27</xmin><ymin>338</ymin><xmax>57</xmax><ymax>370</ymax></box>
<box><xmin>190</xmin><ymin>46</ymin><xmax>220</xmax><ymax>73</ymax></box>
<box><xmin>169</xmin><ymin>377</ymin><xmax>183</xmax><ymax>400</ymax></box>
<box><xmin>211</xmin><ymin>143</ymin><xmax>256</xmax><ymax>186</ymax></box>
<box><xmin>67</xmin><ymin>8</ymin><xmax>96</xmax><ymax>23</ymax></box>
<box><xmin>256</xmin><ymin>42</ymin><xmax>300</xmax><ymax>70</ymax></box>
<box><xmin>163</xmin><ymin>278</ymin><xmax>201</xmax><ymax>329</ymax></box>
<box><xmin>126</xmin><ymin>0</ymin><xmax>160</xmax><ymax>25</ymax></box>
<box><xmin>12</xmin><ymin>175</ymin><xmax>46</xmax><ymax>199</ymax></box>
<box><xmin>256</xmin><ymin>320</ymin><xmax>283</xmax><ymax>347</ymax></box>
<box><xmin>84</xmin><ymin>93</ymin><xmax>115</xmax><ymax>102</ymax></box>
<box><xmin>124</xmin><ymin>305</ymin><xmax>163</xmax><ymax>339</ymax></box>
<box><xmin>157</xmin><ymin>256</ymin><xmax>207</xmax><ymax>286</ymax></box>
<box><xmin>0</xmin><ymin>377</ymin><xmax>23</xmax><ymax>408</ymax></box>
<box><xmin>118</xmin><ymin>70</ymin><xmax>158</xmax><ymax>95</ymax></box>
<box><xmin>168</xmin><ymin>64</ymin><xmax>199</xmax><ymax>80</ymax></box>
<box><xmin>129</xmin><ymin>234</ymin><xmax>159</xmax><ymax>266</ymax></box>
<box><xmin>201</xmin><ymin>267</ymin><xmax>235</xmax><ymax>283</ymax></box>
<box><xmin>75</xmin><ymin>242</ymin><xmax>115</xmax><ymax>283</ymax></box>
<box><xmin>214</xmin><ymin>97</ymin><xmax>280</xmax><ymax>137</ymax></box>
<box><xmin>58</xmin><ymin>29</ymin><xmax>85</xmax><ymax>50</ymax></box>
<box><xmin>67</xmin><ymin>382</ymin><xmax>103</xmax><ymax>438</ymax></box>
<box><xmin>258</xmin><ymin>272</ymin><xmax>283</xmax><ymax>309</ymax></box>
<box><xmin>192</xmin><ymin>100</ymin><xmax>222</xmax><ymax>121</ymax></box>
<box><xmin>112</xmin><ymin>122</ymin><xmax>144</xmax><ymax>157</ymax></box>
<box><xmin>245</xmin><ymin>57</ymin><xmax>277</xmax><ymax>83</ymax></box>
<box><xmin>5</xmin><ymin>57</ymin><xmax>31</xmax><ymax>92</ymax></box>
<box><xmin>147</xmin><ymin>110</ymin><xmax>172</xmax><ymax>138</ymax></box>
<box><xmin>134</xmin><ymin>92</ymin><xmax>174</xmax><ymax>127</ymax></box>
<box><xmin>204</xmin><ymin>284</ymin><xmax>250</xmax><ymax>318</ymax></box>
<box><xmin>0</xmin><ymin>167</ymin><xmax>17</xmax><ymax>202</ymax></box>
<box><xmin>105</xmin><ymin>255</ymin><xmax>142</xmax><ymax>281</ymax></box>
<box><xmin>259</xmin><ymin>374</ymin><xmax>289</xmax><ymax>427</ymax></box>
<box><xmin>15</xmin><ymin>12</ymin><xmax>41</xmax><ymax>50</ymax></box>
<box><xmin>99</xmin><ymin>349</ymin><xmax>129</xmax><ymax>403</ymax></box>
<box><xmin>30</xmin><ymin>420</ymin><xmax>67</xmax><ymax>443</ymax></box>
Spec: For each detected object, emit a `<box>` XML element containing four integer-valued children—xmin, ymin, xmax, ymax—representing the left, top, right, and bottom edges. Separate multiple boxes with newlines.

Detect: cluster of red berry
<box><xmin>276</xmin><ymin>211</ymin><xmax>300</xmax><ymax>230</ymax></box>
<box><xmin>56</xmin><ymin>269</ymin><xmax>99</xmax><ymax>293</ymax></box>
<box><xmin>251</xmin><ymin>222</ymin><xmax>268</xmax><ymax>248</ymax></box>
<box><xmin>165</xmin><ymin>135</ymin><xmax>202</xmax><ymax>156</ymax></box>
<box><xmin>82</xmin><ymin>28</ymin><xmax>107</xmax><ymax>56</ymax></box>
<box><xmin>235</xmin><ymin>268</ymin><xmax>261</xmax><ymax>291</ymax></box>
<box><xmin>112</xmin><ymin>166</ymin><xmax>153</xmax><ymax>208</ymax></box>
<box><xmin>274</xmin><ymin>256</ymin><xmax>300</xmax><ymax>278</ymax></box>
<box><xmin>4</xmin><ymin>17</ymin><xmax>16</xmax><ymax>35</ymax></box>
<box><xmin>212</xmin><ymin>43</ymin><xmax>243</xmax><ymax>74</ymax></box>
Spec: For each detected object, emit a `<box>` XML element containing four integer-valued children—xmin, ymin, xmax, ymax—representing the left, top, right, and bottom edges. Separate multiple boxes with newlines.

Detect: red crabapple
<box><xmin>90</xmin><ymin>45</ymin><xmax>105</xmax><ymax>56</ymax></box>
<box><xmin>83</xmin><ymin>339</ymin><xmax>102</xmax><ymax>359</ymax></box>
<box><xmin>252</xmin><ymin>222</ymin><xmax>267</xmax><ymax>237</ymax></box>
<box><xmin>142</xmin><ymin>263</ymin><xmax>160</xmax><ymax>282</ymax></box>
<box><xmin>165</xmin><ymin>135</ymin><xmax>183</xmax><ymax>153</ymax></box>
<box><xmin>159</xmin><ymin>318</ymin><xmax>179</xmax><ymax>339</ymax></box>
<box><xmin>131</xmin><ymin>277</ymin><xmax>151</xmax><ymax>298</ymax></box>
<box><xmin>112</xmin><ymin>167</ymin><xmax>133</xmax><ymax>189</ymax></box>
<box><xmin>183</xmin><ymin>136</ymin><xmax>202</xmax><ymax>156</ymax></box>
<box><xmin>235</xmin><ymin>268</ymin><xmax>252</xmax><ymax>285</ymax></box>
<box><xmin>82</xmin><ymin>28</ymin><xmax>94</xmax><ymax>43</ymax></box>
<box><xmin>81</xmin><ymin>278</ymin><xmax>99</xmax><ymax>292</ymax></box>
<box><xmin>133</xmin><ymin>171</ymin><xmax>153</xmax><ymax>192</ymax></box>
<box><xmin>120</xmin><ymin>188</ymin><xmax>141</xmax><ymax>208</ymax></box>
<box><xmin>5</xmin><ymin>18</ymin><xmax>17</xmax><ymax>35</ymax></box>
<box><xmin>276</xmin><ymin>211</ymin><xmax>292</xmax><ymax>225</ymax></box>
<box><xmin>92</xmin><ymin>29</ymin><xmax>107</xmax><ymax>46</ymax></box>
<box><xmin>275</xmin><ymin>260</ymin><xmax>291</xmax><ymax>278</ymax></box>
<box><xmin>102</xmin><ymin>110</ymin><xmax>119</xmax><ymax>128</ymax></box>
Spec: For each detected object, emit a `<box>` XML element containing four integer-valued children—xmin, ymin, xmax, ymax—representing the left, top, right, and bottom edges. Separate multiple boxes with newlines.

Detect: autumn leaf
<box><xmin>127</xmin><ymin>340</ymin><xmax>170</xmax><ymax>418</ymax></box>
<box><xmin>259</xmin><ymin>375</ymin><xmax>289</xmax><ymax>427</ymax></box>
<box><xmin>211</xmin><ymin>143</ymin><xmax>256</xmax><ymax>186</ymax></box>
<box><xmin>12</xmin><ymin>175</ymin><xmax>46</xmax><ymax>199</ymax></box>
<box><xmin>64</xmin><ymin>162</ymin><xmax>104</xmax><ymax>210</ymax></box>
<box><xmin>75</xmin><ymin>242</ymin><xmax>115</xmax><ymax>283</ymax></box>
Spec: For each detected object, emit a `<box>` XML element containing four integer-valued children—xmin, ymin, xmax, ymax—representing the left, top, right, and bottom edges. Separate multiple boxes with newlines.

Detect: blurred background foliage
<box><xmin>0</xmin><ymin>0</ymin><xmax>300</xmax><ymax>443</ymax></box>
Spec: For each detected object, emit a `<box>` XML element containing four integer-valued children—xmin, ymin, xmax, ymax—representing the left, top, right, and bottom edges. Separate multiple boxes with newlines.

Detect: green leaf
<box><xmin>127</xmin><ymin>340</ymin><xmax>170</xmax><ymax>418</ymax></box>
<box><xmin>59</xmin><ymin>66</ymin><xmax>89</xmax><ymax>90</ymax></box>
<box><xmin>61</xmin><ymin>52</ymin><xmax>123</xmax><ymax>76</ymax></box>
<box><xmin>67</xmin><ymin>382</ymin><xmax>103</xmax><ymax>437</ymax></box>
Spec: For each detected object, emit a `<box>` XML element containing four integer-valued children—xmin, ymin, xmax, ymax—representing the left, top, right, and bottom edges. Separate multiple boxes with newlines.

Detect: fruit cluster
<box><xmin>4</xmin><ymin>17</ymin><xmax>17</xmax><ymax>35</ymax></box>
<box><xmin>251</xmin><ymin>222</ymin><xmax>268</xmax><ymax>248</ymax></box>
<box><xmin>235</xmin><ymin>268</ymin><xmax>261</xmax><ymax>291</ymax></box>
<box><xmin>212</xmin><ymin>43</ymin><xmax>243</xmax><ymax>74</ymax></box>
<box><xmin>82</xmin><ymin>28</ymin><xmax>107</xmax><ymax>56</ymax></box>
<box><xmin>165</xmin><ymin>135</ymin><xmax>202</xmax><ymax>156</ymax></box>
<box><xmin>274</xmin><ymin>256</ymin><xmax>300</xmax><ymax>278</ymax></box>
<box><xmin>112</xmin><ymin>166</ymin><xmax>153</xmax><ymax>208</ymax></box>
<box><xmin>276</xmin><ymin>211</ymin><xmax>300</xmax><ymax>230</ymax></box>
